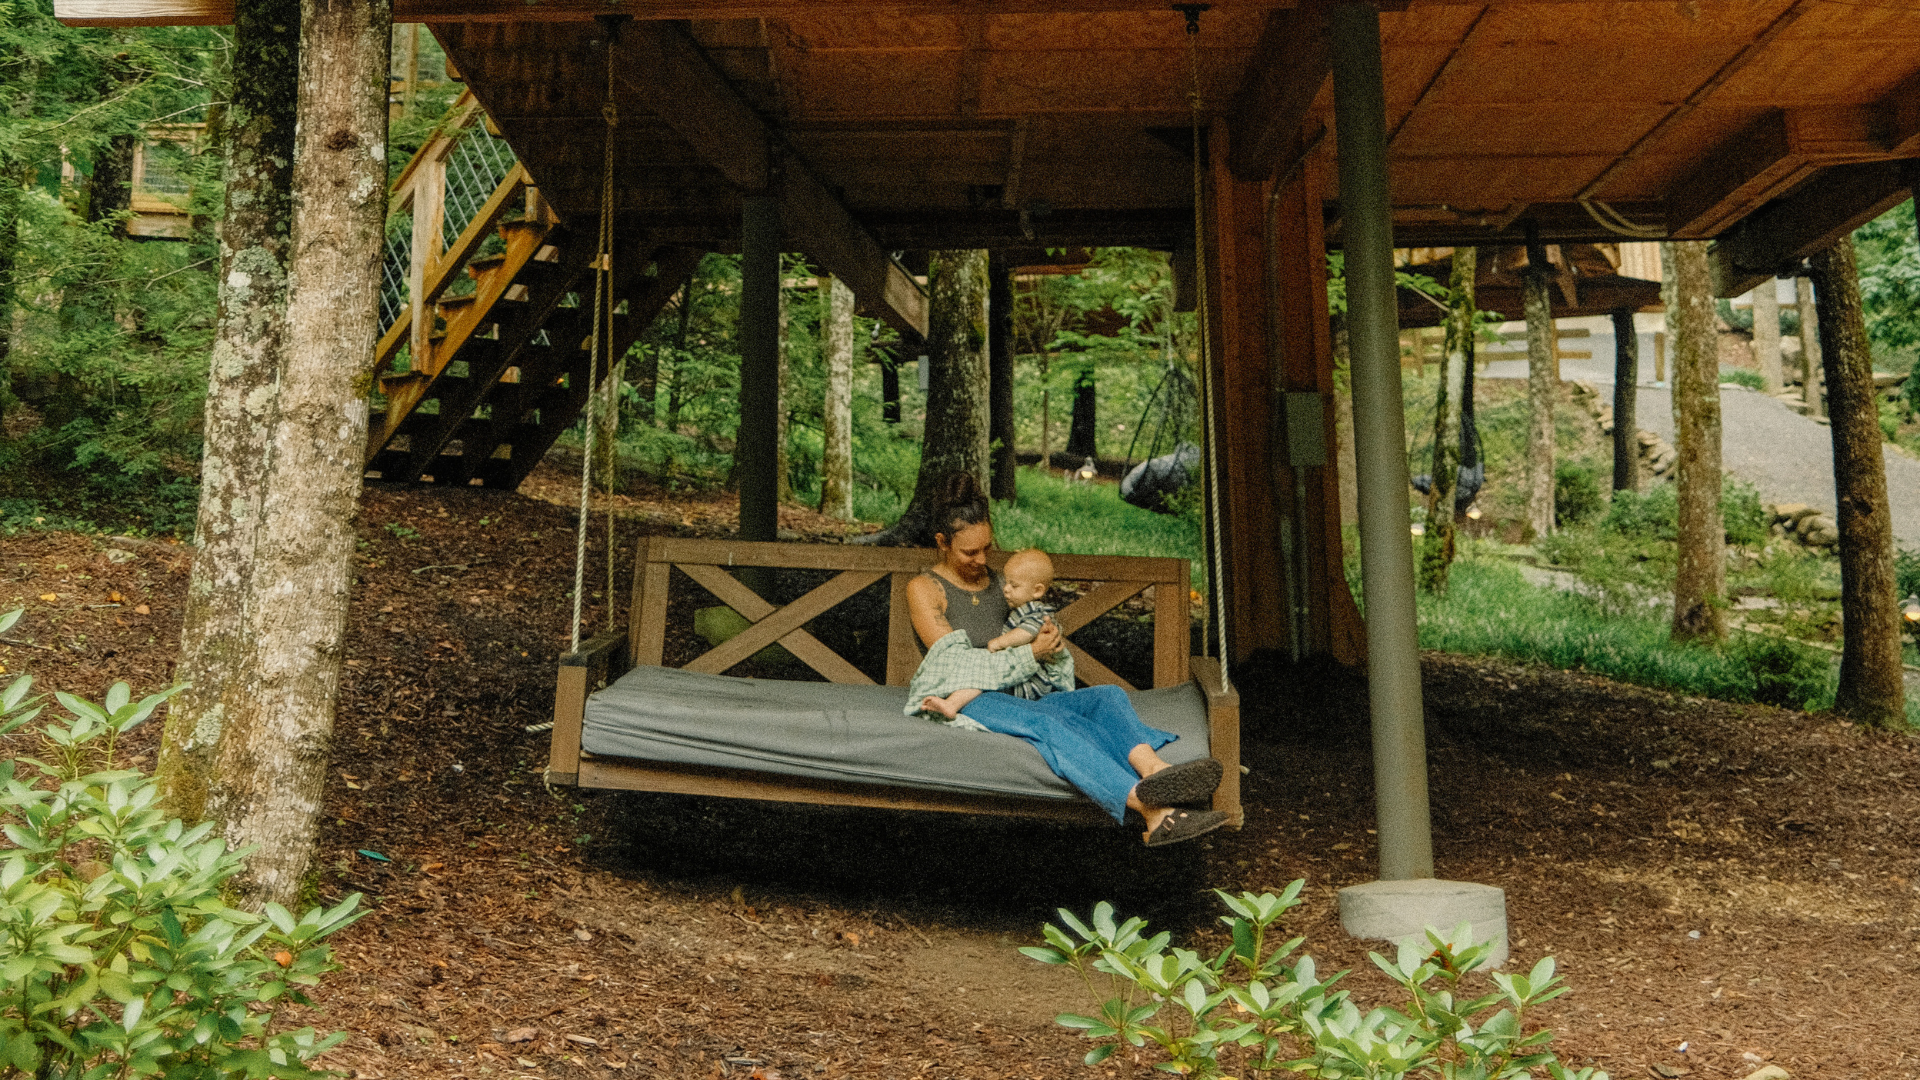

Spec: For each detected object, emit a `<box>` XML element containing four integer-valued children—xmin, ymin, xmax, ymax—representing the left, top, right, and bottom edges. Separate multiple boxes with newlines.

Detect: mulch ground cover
<box><xmin>1</xmin><ymin>465</ymin><xmax>1916</xmax><ymax>1080</ymax></box>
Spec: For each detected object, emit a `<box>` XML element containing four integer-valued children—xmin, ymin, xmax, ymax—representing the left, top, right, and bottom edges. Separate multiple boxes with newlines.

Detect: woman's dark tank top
<box><xmin>923</xmin><ymin>570</ymin><xmax>1009</xmax><ymax>648</ymax></box>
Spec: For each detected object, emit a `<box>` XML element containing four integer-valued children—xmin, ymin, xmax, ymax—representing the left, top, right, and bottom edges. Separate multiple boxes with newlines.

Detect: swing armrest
<box><xmin>1191</xmin><ymin>655</ymin><xmax>1242</xmax><ymax>828</ymax></box>
<box><xmin>549</xmin><ymin>629</ymin><xmax>632</xmax><ymax>786</ymax></box>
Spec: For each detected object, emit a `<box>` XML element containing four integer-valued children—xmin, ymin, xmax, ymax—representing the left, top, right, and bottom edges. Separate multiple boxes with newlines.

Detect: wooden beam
<box><xmin>1667</xmin><ymin>106</ymin><xmax>1910</xmax><ymax>239</ymax></box>
<box><xmin>1709</xmin><ymin>161</ymin><xmax>1916</xmax><ymax>299</ymax></box>
<box><xmin>1224</xmin><ymin>5</ymin><xmax>1330</xmax><ymax>182</ymax></box>
<box><xmin>59</xmin><ymin>0</ymin><xmax>1291</xmax><ymax>25</ymax></box>
<box><xmin>614</xmin><ymin>22</ymin><xmax>928</xmax><ymax>338</ymax></box>
<box><xmin>1574</xmin><ymin>0</ymin><xmax>1816</xmax><ymax>202</ymax></box>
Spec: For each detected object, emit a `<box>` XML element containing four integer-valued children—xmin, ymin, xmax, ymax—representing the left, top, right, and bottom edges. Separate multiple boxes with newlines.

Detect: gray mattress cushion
<box><xmin>582</xmin><ymin>666</ymin><xmax>1212</xmax><ymax>804</ymax></box>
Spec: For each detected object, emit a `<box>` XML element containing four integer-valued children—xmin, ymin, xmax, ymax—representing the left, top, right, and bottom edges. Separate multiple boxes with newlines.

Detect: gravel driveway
<box><xmin>1628</xmin><ymin>383</ymin><xmax>1920</xmax><ymax>552</ymax></box>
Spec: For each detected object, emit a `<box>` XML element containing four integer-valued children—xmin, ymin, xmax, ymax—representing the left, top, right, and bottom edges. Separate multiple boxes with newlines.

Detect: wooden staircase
<box><xmin>365</xmin><ymin>94</ymin><xmax>702</xmax><ymax>488</ymax></box>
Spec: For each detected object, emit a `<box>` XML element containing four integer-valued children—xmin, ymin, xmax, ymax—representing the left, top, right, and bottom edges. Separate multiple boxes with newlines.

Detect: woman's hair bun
<box><xmin>931</xmin><ymin>471</ymin><xmax>990</xmax><ymax>542</ymax></box>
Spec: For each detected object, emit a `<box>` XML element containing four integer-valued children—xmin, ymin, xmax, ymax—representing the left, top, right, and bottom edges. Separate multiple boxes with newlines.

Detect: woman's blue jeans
<box><xmin>959</xmin><ymin>685</ymin><xmax>1176</xmax><ymax>823</ymax></box>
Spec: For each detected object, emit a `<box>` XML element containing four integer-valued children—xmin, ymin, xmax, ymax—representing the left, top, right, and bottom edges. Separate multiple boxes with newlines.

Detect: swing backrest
<box><xmin>627</xmin><ymin>538</ymin><xmax>1192</xmax><ymax>691</ymax></box>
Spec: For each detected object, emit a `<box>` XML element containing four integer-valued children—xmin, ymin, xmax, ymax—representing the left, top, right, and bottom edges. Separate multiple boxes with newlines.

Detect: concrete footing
<box><xmin>1338</xmin><ymin>879</ymin><xmax>1509</xmax><ymax>969</ymax></box>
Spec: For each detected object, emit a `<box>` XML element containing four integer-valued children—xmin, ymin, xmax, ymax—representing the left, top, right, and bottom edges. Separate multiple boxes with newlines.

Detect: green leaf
<box><xmin>0</xmin><ymin>608</ymin><xmax>21</xmax><ymax>635</ymax></box>
<box><xmin>1018</xmin><ymin>946</ymin><xmax>1067</xmax><ymax>965</ymax></box>
<box><xmin>1056</xmin><ymin>1013</ymin><xmax>1102</xmax><ymax>1030</ymax></box>
<box><xmin>1082</xmin><ymin>1044</ymin><xmax>1116</xmax><ymax>1065</ymax></box>
<box><xmin>104</xmin><ymin>683</ymin><xmax>131</xmax><ymax>716</ymax></box>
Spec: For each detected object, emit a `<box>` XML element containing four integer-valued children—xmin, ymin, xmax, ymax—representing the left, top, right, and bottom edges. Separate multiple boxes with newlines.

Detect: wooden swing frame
<box><xmin>546</xmin><ymin>537</ymin><xmax>1241</xmax><ymax>826</ymax></box>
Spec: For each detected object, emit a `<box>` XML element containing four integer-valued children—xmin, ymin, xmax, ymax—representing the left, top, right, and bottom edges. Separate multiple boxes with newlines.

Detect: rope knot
<box><xmin>602</xmin><ymin>101</ymin><xmax>619</xmax><ymax>128</ymax></box>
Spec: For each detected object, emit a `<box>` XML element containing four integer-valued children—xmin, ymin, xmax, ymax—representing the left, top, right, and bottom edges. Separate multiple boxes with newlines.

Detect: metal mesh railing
<box><xmin>441</xmin><ymin>130</ymin><xmax>519</xmax><ymax>249</ymax></box>
<box><xmin>380</xmin><ymin>225</ymin><xmax>412</xmax><ymax>331</ymax></box>
<box><xmin>379</xmin><ymin>113</ymin><xmax>521</xmax><ymax>340</ymax></box>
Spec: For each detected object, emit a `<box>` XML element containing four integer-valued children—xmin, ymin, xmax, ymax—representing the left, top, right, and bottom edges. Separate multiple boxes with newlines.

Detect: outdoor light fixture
<box><xmin>1410</xmin><ymin>522</ymin><xmax>1426</xmax><ymax>536</ymax></box>
<box><xmin>1465</xmin><ymin>505</ymin><xmax>1483</xmax><ymax>521</ymax></box>
<box><xmin>1903</xmin><ymin>594</ymin><xmax>1920</xmax><ymax>624</ymax></box>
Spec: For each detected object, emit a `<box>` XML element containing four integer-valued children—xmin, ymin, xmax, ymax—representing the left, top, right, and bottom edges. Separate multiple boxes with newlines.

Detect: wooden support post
<box><xmin>1752</xmin><ymin>278</ymin><xmax>1783</xmax><ymax>392</ymax></box>
<box><xmin>1796</xmin><ymin>275</ymin><xmax>1823</xmax><ymax>417</ymax></box>
<box><xmin>407</xmin><ymin>154</ymin><xmax>445</xmax><ymax>372</ymax></box>
<box><xmin>738</xmin><ymin>196</ymin><xmax>781</xmax><ymax>543</ymax></box>
<box><xmin>1259</xmin><ymin>125</ymin><xmax>1364</xmax><ymax>665</ymax></box>
<box><xmin>1654</xmin><ymin>330</ymin><xmax>1667</xmax><ymax>383</ymax></box>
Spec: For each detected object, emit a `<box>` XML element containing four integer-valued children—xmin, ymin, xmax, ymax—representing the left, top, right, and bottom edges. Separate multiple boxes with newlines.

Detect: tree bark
<box><xmin>987</xmin><ymin>254</ymin><xmax>1016</xmax><ymax>502</ymax></box>
<box><xmin>1418</xmin><ymin>247</ymin><xmax>1472</xmax><ymax>592</ymax></box>
<box><xmin>1066</xmin><ymin>369</ymin><xmax>1097</xmax><ymax>460</ymax></box>
<box><xmin>1808</xmin><ymin>238</ymin><xmax>1907</xmax><ymax>727</ymax></box>
<box><xmin>1522</xmin><ymin>248</ymin><xmax>1556</xmax><ymax>539</ymax></box>
<box><xmin>204</xmin><ymin>0</ymin><xmax>392</xmax><ymax>908</ymax></box>
<box><xmin>0</xmin><ymin>162</ymin><xmax>20</xmax><ymax>435</ymax></box>
<box><xmin>161</xmin><ymin>0</ymin><xmax>302</xmax><ymax>823</ymax></box>
<box><xmin>1611</xmin><ymin>307</ymin><xmax>1639</xmax><ymax>492</ymax></box>
<box><xmin>1667</xmin><ymin>240</ymin><xmax>1725</xmax><ymax>644</ymax></box>
<box><xmin>775</xmin><ymin>270</ymin><xmax>792</xmax><ymax>505</ymax></box>
<box><xmin>1752</xmin><ymin>278</ymin><xmax>1782</xmax><ymax>393</ymax></box>
<box><xmin>819</xmin><ymin>274</ymin><xmax>854</xmax><ymax>520</ymax></box>
<box><xmin>863</xmin><ymin>250</ymin><xmax>989</xmax><ymax>545</ymax></box>
<box><xmin>1796</xmin><ymin>275</ymin><xmax>1822</xmax><ymax>417</ymax></box>
<box><xmin>880</xmin><ymin>351</ymin><xmax>900</xmax><ymax>424</ymax></box>
<box><xmin>735</xmin><ymin>197</ymin><xmax>780</xmax><ymax>540</ymax></box>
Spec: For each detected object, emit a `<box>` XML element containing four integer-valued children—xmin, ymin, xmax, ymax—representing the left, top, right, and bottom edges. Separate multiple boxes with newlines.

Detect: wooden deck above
<box><xmin>60</xmin><ymin>0</ymin><xmax>1920</xmax><ymax>294</ymax></box>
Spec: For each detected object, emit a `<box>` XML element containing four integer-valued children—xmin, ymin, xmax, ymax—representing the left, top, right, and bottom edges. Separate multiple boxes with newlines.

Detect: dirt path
<box><xmin>2</xmin><ymin>474</ymin><xmax>1917</xmax><ymax>1079</ymax></box>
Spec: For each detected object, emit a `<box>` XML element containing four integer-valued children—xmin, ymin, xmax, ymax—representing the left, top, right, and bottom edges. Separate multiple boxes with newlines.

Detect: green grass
<box><xmin>993</xmin><ymin>468</ymin><xmax>1204</xmax><ymax>590</ymax></box>
<box><xmin>1419</xmin><ymin>558</ymin><xmax>1843</xmax><ymax>712</ymax></box>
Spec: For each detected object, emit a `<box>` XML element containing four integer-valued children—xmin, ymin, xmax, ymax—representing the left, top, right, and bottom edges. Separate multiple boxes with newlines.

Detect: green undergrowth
<box><xmin>1418</xmin><ymin>558</ymin><xmax>1844</xmax><ymax>713</ymax></box>
<box><xmin>992</xmin><ymin>468</ymin><xmax>1203</xmax><ymax>584</ymax></box>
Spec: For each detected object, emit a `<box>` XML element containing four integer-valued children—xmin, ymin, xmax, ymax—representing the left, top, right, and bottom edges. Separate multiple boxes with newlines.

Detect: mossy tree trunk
<box><xmin>1522</xmin><ymin>248</ymin><xmax>1556</xmax><ymax>539</ymax></box>
<box><xmin>161</xmin><ymin>0</ymin><xmax>302</xmax><ymax>822</ymax></box>
<box><xmin>1418</xmin><ymin>247</ymin><xmax>1473</xmax><ymax>593</ymax></box>
<box><xmin>203</xmin><ymin>0</ymin><xmax>392</xmax><ymax>908</ymax></box>
<box><xmin>865</xmin><ymin>250</ymin><xmax>989</xmax><ymax>545</ymax></box>
<box><xmin>819</xmin><ymin>274</ymin><xmax>855</xmax><ymax>520</ymax></box>
<box><xmin>1667</xmin><ymin>240</ymin><xmax>1725</xmax><ymax>644</ymax></box>
<box><xmin>1808</xmin><ymin>237</ymin><xmax>1907</xmax><ymax>728</ymax></box>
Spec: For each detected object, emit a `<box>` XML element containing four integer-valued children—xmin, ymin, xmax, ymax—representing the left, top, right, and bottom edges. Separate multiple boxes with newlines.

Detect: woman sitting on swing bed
<box><xmin>904</xmin><ymin>473</ymin><xmax>1228</xmax><ymax>846</ymax></box>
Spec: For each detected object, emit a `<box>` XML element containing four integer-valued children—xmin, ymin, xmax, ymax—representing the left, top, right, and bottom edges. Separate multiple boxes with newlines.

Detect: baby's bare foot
<box><xmin>922</xmin><ymin>696</ymin><xmax>960</xmax><ymax>719</ymax></box>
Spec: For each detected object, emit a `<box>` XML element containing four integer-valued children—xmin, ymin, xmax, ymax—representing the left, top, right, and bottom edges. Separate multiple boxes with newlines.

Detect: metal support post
<box><xmin>1329</xmin><ymin>0</ymin><xmax>1434</xmax><ymax>883</ymax></box>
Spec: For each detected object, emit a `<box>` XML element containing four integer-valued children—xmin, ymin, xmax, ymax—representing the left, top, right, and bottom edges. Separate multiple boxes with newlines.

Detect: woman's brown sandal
<box><xmin>1144</xmin><ymin>808</ymin><xmax>1229</xmax><ymax>847</ymax></box>
<box><xmin>1135</xmin><ymin>758</ymin><xmax>1223</xmax><ymax>807</ymax></box>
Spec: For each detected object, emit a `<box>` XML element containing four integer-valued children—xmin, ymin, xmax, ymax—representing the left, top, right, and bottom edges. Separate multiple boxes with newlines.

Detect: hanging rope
<box><xmin>1178</xmin><ymin>3</ymin><xmax>1231</xmax><ymax>693</ymax></box>
<box><xmin>571</xmin><ymin>22</ymin><xmax>620</xmax><ymax>654</ymax></box>
<box><xmin>605</xmin><ymin>354</ymin><xmax>624</xmax><ymax>632</ymax></box>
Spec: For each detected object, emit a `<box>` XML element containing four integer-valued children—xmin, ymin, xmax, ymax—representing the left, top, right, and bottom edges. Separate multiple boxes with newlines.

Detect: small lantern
<box><xmin>1465</xmin><ymin>505</ymin><xmax>1483</xmax><ymax>521</ymax></box>
<box><xmin>1903</xmin><ymin>594</ymin><xmax>1920</xmax><ymax>624</ymax></box>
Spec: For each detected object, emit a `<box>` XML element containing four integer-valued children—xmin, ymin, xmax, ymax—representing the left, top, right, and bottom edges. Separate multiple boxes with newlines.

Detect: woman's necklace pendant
<box><xmin>970</xmin><ymin>592</ymin><xmax>979</xmax><ymax>606</ymax></box>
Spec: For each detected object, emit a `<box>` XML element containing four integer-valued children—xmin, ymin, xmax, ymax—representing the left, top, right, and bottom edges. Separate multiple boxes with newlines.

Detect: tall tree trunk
<box><xmin>1066</xmin><ymin>369</ymin><xmax>1097</xmax><ymax>460</ymax></box>
<box><xmin>1610</xmin><ymin>308</ymin><xmax>1639</xmax><ymax>492</ymax></box>
<box><xmin>819</xmin><ymin>274</ymin><xmax>854</xmax><ymax>520</ymax></box>
<box><xmin>987</xmin><ymin>254</ymin><xmax>1016</xmax><ymax>501</ymax></box>
<box><xmin>1808</xmin><ymin>238</ymin><xmax>1907</xmax><ymax>727</ymax></box>
<box><xmin>862</xmin><ymin>250</ymin><xmax>989</xmax><ymax>545</ymax></box>
<box><xmin>1522</xmin><ymin>246</ymin><xmax>1556</xmax><ymax>539</ymax></box>
<box><xmin>775</xmin><ymin>271</ymin><xmax>791</xmax><ymax>504</ymax></box>
<box><xmin>735</xmin><ymin>197</ymin><xmax>780</xmax><ymax>538</ymax></box>
<box><xmin>880</xmin><ymin>351</ymin><xmax>900</xmax><ymax>424</ymax></box>
<box><xmin>1796</xmin><ymin>275</ymin><xmax>1822</xmax><ymax>417</ymax></box>
<box><xmin>161</xmin><ymin>0</ymin><xmax>301</xmax><ymax>822</ymax></box>
<box><xmin>0</xmin><ymin>165</ymin><xmax>20</xmax><ymax>435</ymax></box>
<box><xmin>205</xmin><ymin>0</ymin><xmax>392</xmax><ymax>908</ymax></box>
<box><xmin>1752</xmin><ymin>278</ymin><xmax>1782</xmax><ymax>393</ymax></box>
<box><xmin>1419</xmin><ymin>247</ymin><xmax>1472</xmax><ymax>592</ymax></box>
<box><xmin>1667</xmin><ymin>240</ymin><xmax>1725</xmax><ymax>644</ymax></box>
<box><xmin>663</xmin><ymin>279</ymin><xmax>694</xmax><ymax>433</ymax></box>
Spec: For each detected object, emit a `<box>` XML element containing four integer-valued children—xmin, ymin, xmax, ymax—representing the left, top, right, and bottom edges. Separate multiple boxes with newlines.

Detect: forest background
<box><xmin>3</xmin><ymin>2</ymin><xmax>1919</xmax><ymax>543</ymax></box>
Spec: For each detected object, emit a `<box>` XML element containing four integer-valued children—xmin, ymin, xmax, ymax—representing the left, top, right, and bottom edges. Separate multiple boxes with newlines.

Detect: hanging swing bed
<box><xmin>541</xmin><ymin>10</ymin><xmax>1241</xmax><ymax>827</ymax></box>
